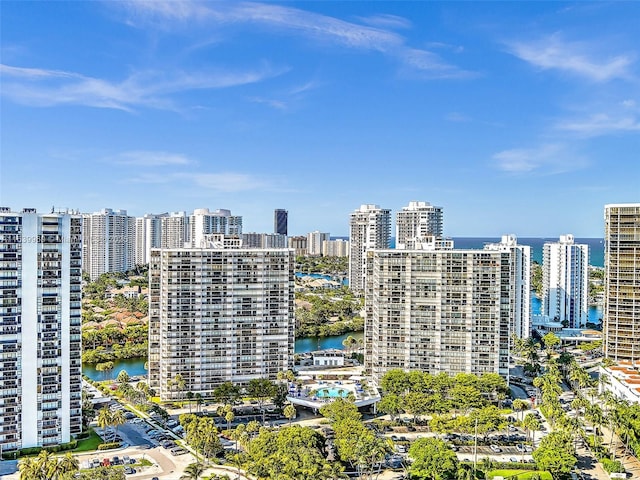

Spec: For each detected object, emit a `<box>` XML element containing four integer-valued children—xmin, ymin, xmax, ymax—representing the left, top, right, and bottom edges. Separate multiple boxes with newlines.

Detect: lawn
<box><xmin>489</xmin><ymin>469</ymin><xmax>553</xmax><ymax>480</ymax></box>
<box><xmin>74</xmin><ymin>429</ymin><xmax>103</xmax><ymax>452</ymax></box>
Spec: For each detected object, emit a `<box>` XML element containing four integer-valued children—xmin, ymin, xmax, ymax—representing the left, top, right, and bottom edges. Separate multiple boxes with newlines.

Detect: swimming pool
<box><xmin>315</xmin><ymin>387</ymin><xmax>350</xmax><ymax>398</ymax></box>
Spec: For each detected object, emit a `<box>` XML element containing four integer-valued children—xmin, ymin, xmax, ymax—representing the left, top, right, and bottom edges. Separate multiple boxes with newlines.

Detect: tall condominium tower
<box><xmin>288</xmin><ymin>236</ymin><xmax>307</xmax><ymax>257</ymax></box>
<box><xmin>0</xmin><ymin>208</ymin><xmax>82</xmax><ymax>452</ymax></box>
<box><xmin>274</xmin><ymin>209</ymin><xmax>288</xmax><ymax>236</ymax></box>
<box><xmin>604</xmin><ymin>204</ymin><xmax>640</xmax><ymax>362</ymax></box>
<box><xmin>82</xmin><ymin>208</ymin><xmax>135</xmax><ymax>280</ymax></box>
<box><xmin>542</xmin><ymin>235</ymin><xmax>589</xmax><ymax>328</ymax></box>
<box><xmin>148</xmin><ymin>248</ymin><xmax>295</xmax><ymax>400</ymax></box>
<box><xmin>484</xmin><ymin>235</ymin><xmax>532</xmax><ymax>339</ymax></box>
<box><xmin>134</xmin><ymin>213</ymin><xmax>164</xmax><ymax>266</ymax></box>
<box><xmin>161</xmin><ymin>211</ymin><xmax>189</xmax><ymax>249</ymax></box>
<box><xmin>323</xmin><ymin>239</ymin><xmax>349</xmax><ymax>257</ymax></box>
<box><xmin>190</xmin><ymin>208</ymin><xmax>243</xmax><ymax>248</ymax></box>
<box><xmin>349</xmin><ymin>204</ymin><xmax>391</xmax><ymax>293</ymax></box>
<box><xmin>307</xmin><ymin>231</ymin><xmax>330</xmax><ymax>256</ymax></box>
<box><xmin>395</xmin><ymin>201</ymin><xmax>444</xmax><ymax>249</ymax></box>
<box><xmin>242</xmin><ymin>233</ymin><xmax>287</xmax><ymax>249</ymax></box>
<box><xmin>365</xmin><ymin>248</ymin><xmax>513</xmax><ymax>384</ymax></box>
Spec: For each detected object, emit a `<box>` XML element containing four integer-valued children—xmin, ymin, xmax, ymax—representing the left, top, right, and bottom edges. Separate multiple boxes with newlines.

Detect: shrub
<box><xmin>97</xmin><ymin>442</ymin><xmax>121</xmax><ymax>450</ymax></box>
<box><xmin>601</xmin><ymin>458</ymin><xmax>625</xmax><ymax>474</ymax></box>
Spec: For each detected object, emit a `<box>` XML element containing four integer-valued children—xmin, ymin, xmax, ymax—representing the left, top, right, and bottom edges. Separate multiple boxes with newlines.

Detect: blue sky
<box><xmin>1</xmin><ymin>1</ymin><xmax>638</xmax><ymax>237</ymax></box>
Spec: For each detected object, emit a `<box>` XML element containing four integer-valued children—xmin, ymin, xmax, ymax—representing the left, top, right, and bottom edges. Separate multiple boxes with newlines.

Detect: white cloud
<box><xmin>113</xmin><ymin>151</ymin><xmax>193</xmax><ymax>166</ymax></box>
<box><xmin>492</xmin><ymin>144</ymin><xmax>586</xmax><ymax>174</ymax></box>
<box><xmin>356</xmin><ymin>14</ymin><xmax>412</xmax><ymax>30</ymax></box>
<box><xmin>128</xmin><ymin>171</ymin><xmax>275</xmax><ymax>192</ymax></box>
<box><xmin>557</xmin><ymin>113</ymin><xmax>640</xmax><ymax>136</ymax></box>
<box><xmin>119</xmin><ymin>1</ymin><xmax>473</xmax><ymax>80</ymax></box>
<box><xmin>0</xmin><ymin>63</ymin><xmax>284</xmax><ymax>111</ymax></box>
<box><xmin>445</xmin><ymin>112</ymin><xmax>471</xmax><ymax>122</ymax></box>
<box><xmin>508</xmin><ymin>34</ymin><xmax>635</xmax><ymax>82</ymax></box>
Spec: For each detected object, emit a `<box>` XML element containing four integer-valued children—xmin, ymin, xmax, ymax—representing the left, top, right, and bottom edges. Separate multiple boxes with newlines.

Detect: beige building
<box><xmin>148</xmin><ymin>248</ymin><xmax>295</xmax><ymax>400</ymax></box>
<box><xmin>307</xmin><ymin>231</ymin><xmax>330</xmax><ymax>256</ymax></box>
<box><xmin>604</xmin><ymin>204</ymin><xmax>640</xmax><ymax>362</ymax></box>
<box><xmin>323</xmin><ymin>239</ymin><xmax>349</xmax><ymax>257</ymax></box>
<box><xmin>365</xmin><ymin>249</ymin><xmax>513</xmax><ymax>384</ymax></box>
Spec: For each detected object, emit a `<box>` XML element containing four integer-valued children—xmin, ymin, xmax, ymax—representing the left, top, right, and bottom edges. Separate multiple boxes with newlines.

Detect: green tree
<box><xmin>96</xmin><ymin>407</ymin><xmax>112</xmax><ymax>431</ymax></box>
<box><xmin>532</xmin><ymin>430</ymin><xmax>577</xmax><ymax>476</ymax></box>
<box><xmin>116</xmin><ymin>370</ymin><xmax>130</xmax><ymax>385</ymax></box>
<box><xmin>408</xmin><ymin>437</ymin><xmax>459</xmax><ymax>480</ymax></box>
<box><xmin>512</xmin><ymin>399</ymin><xmax>529</xmax><ymax>423</ymax></box>
<box><xmin>212</xmin><ymin>381</ymin><xmax>241</xmax><ymax>405</ymax></box>
<box><xmin>542</xmin><ymin>332</ymin><xmax>561</xmax><ymax>357</ymax></box>
<box><xmin>247</xmin><ymin>378</ymin><xmax>277</xmax><ymax>424</ymax></box>
<box><xmin>181</xmin><ymin>462</ymin><xmax>206</xmax><ymax>480</ymax></box>
<box><xmin>377</xmin><ymin>393</ymin><xmax>403</xmax><ymax>421</ymax></box>
<box><xmin>319</xmin><ymin>397</ymin><xmax>361</xmax><ymax>423</ymax></box>
<box><xmin>284</xmin><ymin>404</ymin><xmax>297</xmax><ymax>425</ymax></box>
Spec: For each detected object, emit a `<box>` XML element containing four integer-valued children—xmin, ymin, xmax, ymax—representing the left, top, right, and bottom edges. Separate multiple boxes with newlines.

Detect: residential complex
<box><xmin>288</xmin><ymin>236</ymin><xmax>308</xmax><ymax>257</ymax></box>
<box><xmin>541</xmin><ymin>235</ymin><xmax>589</xmax><ymax>328</ymax></box>
<box><xmin>349</xmin><ymin>204</ymin><xmax>391</xmax><ymax>294</ymax></box>
<box><xmin>241</xmin><ymin>233</ymin><xmax>287</xmax><ymax>249</ymax></box>
<box><xmin>148</xmin><ymin>248</ymin><xmax>295</xmax><ymax>401</ymax></box>
<box><xmin>160</xmin><ymin>211</ymin><xmax>189</xmax><ymax>249</ymax></box>
<box><xmin>323</xmin><ymin>239</ymin><xmax>349</xmax><ymax>257</ymax></box>
<box><xmin>189</xmin><ymin>208</ymin><xmax>243</xmax><ymax>248</ymax></box>
<box><xmin>484</xmin><ymin>235</ymin><xmax>532</xmax><ymax>339</ymax></box>
<box><xmin>604</xmin><ymin>204</ymin><xmax>640</xmax><ymax>362</ymax></box>
<box><xmin>82</xmin><ymin>208</ymin><xmax>135</xmax><ymax>280</ymax></box>
<box><xmin>395</xmin><ymin>201</ymin><xmax>444</xmax><ymax>250</ymax></box>
<box><xmin>365</xmin><ymin>248</ymin><xmax>513</xmax><ymax>384</ymax></box>
<box><xmin>274</xmin><ymin>209</ymin><xmax>288</xmax><ymax>236</ymax></box>
<box><xmin>307</xmin><ymin>231</ymin><xmax>330</xmax><ymax>256</ymax></box>
<box><xmin>134</xmin><ymin>213</ymin><xmax>163</xmax><ymax>266</ymax></box>
<box><xmin>0</xmin><ymin>208</ymin><xmax>82</xmax><ymax>452</ymax></box>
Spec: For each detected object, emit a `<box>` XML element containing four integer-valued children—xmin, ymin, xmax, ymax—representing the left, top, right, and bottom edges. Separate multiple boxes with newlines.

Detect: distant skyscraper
<box><xmin>82</xmin><ymin>208</ymin><xmax>135</xmax><ymax>280</ymax></box>
<box><xmin>242</xmin><ymin>233</ymin><xmax>287</xmax><ymax>249</ymax></box>
<box><xmin>307</xmin><ymin>231</ymin><xmax>330</xmax><ymax>256</ymax></box>
<box><xmin>288</xmin><ymin>236</ymin><xmax>307</xmax><ymax>256</ymax></box>
<box><xmin>395</xmin><ymin>201</ymin><xmax>444</xmax><ymax>249</ymax></box>
<box><xmin>542</xmin><ymin>235</ymin><xmax>589</xmax><ymax>328</ymax></box>
<box><xmin>148</xmin><ymin>248</ymin><xmax>294</xmax><ymax>400</ymax></box>
<box><xmin>349</xmin><ymin>204</ymin><xmax>391</xmax><ymax>293</ymax></box>
<box><xmin>190</xmin><ymin>208</ymin><xmax>243</xmax><ymax>247</ymax></box>
<box><xmin>365</xmin><ymin>248</ymin><xmax>513</xmax><ymax>384</ymax></box>
<box><xmin>604</xmin><ymin>204</ymin><xmax>640</xmax><ymax>362</ymax></box>
<box><xmin>274</xmin><ymin>209</ymin><xmax>288</xmax><ymax>236</ymax></box>
<box><xmin>0</xmin><ymin>208</ymin><xmax>82</xmax><ymax>452</ymax></box>
<box><xmin>134</xmin><ymin>213</ymin><xmax>164</xmax><ymax>266</ymax></box>
<box><xmin>484</xmin><ymin>235</ymin><xmax>532</xmax><ymax>339</ymax></box>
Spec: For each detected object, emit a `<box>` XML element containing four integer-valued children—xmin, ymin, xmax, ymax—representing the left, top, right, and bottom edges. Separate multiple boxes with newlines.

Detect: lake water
<box><xmin>531</xmin><ymin>295</ymin><xmax>602</xmax><ymax>324</ymax></box>
<box><xmin>83</xmin><ymin>331</ymin><xmax>365</xmax><ymax>381</ymax></box>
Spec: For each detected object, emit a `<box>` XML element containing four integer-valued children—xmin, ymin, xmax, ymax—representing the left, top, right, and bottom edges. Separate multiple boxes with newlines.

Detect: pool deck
<box><xmin>286</xmin><ymin>380</ymin><xmax>381</xmax><ymax>411</ymax></box>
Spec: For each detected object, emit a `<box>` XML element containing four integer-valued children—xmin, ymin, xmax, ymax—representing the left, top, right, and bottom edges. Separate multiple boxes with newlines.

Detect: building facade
<box><xmin>82</xmin><ymin>208</ymin><xmax>135</xmax><ymax>280</ymax></box>
<box><xmin>189</xmin><ymin>208</ymin><xmax>243</xmax><ymax>248</ymax></box>
<box><xmin>542</xmin><ymin>235</ymin><xmax>589</xmax><ymax>328</ymax></box>
<box><xmin>395</xmin><ymin>201</ymin><xmax>444</xmax><ymax>250</ymax></box>
<box><xmin>604</xmin><ymin>204</ymin><xmax>640</xmax><ymax>362</ymax></box>
<box><xmin>134</xmin><ymin>214</ymin><xmax>164</xmax><ymax>266</ymax></box>
<box><xmin>148</xmin><ymin>248</ymin><xmax>295</xmax><ymax>400</ymax></box>
<box><xmin>307</xmin><ymin>231</ymin><xmax>330</xmax><ymax>256</ymax></box>
<box><xmin>161</xmin><ymin>211</ymin><xmax>189</xmax><ymax>249</ymax></box>
<box><xmin>365</xmin><ymin>249</ymin><xmax>512</xmax><ymax>385</ymax></box>
<box><xmin>288</xmin><ymin>236</ymin><xmax>308</xmax><ymax>257</ymax></box>
<box><xmin>0</xmin><ymin>208</ymin><xmax>82</xmax><ymax>452</ymax></box>
<box><xmin>349</xmin><ymin>204</ymin><xmax>391</xmax><ymax>294</ymax></box>
<box><xmin>322</xmin><ymin>239</ymin><xmax>349</xmax><ymax>257</ymax></box>
<box><xmin>274</xmin><ymin>209</ymin><xmax>288</xmax><ymax>236</ymax></box>
<box><xmin>242</xmin><ymin>233</ymin><xmax>287</xmax><ymax>249</ymax></box>
<box><xmin>484</xmin><ymin>235</ymin><xmax>532</xmax><ymax>339</ymax></box>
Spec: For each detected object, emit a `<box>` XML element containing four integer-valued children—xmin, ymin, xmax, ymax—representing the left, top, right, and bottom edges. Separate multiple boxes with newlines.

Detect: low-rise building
<box><xmin>599</xmin><ymin>363</ymin><xmax>640</xmax><ymax>404</ymax></box>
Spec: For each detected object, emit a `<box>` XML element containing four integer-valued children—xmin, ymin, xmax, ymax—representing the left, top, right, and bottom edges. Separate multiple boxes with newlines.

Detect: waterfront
<box><xmin>83</xmin><ymin>331</ymin><xmax>365</xmax><ymax>381</ymax></box>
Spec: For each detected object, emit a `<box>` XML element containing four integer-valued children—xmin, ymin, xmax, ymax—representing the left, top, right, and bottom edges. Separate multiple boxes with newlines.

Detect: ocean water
<box><xmin>452</xmin><ymin>237</ymin><xmax>604</xmax><ymax>267</ymax></box>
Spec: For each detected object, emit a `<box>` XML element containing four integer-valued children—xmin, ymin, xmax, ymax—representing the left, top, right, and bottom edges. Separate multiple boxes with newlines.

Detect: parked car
<box><xmin>124</xmin><ymin>467</ymin><xmax>136</xmax><ymax>475</ymax></box>
<box><xmin>102</xmin><ymin>458</ymin><xmax>111</xmax><ymax>467</ymax></box>
<box><xmin>170</xmin><ymin>447</ymin><xmax>188</xmax><ymax>456</ymax></box>
<box><xmin>490</xmin><ymin>445</ymin><xmax>502</xmax><ymax>453</ymax></box>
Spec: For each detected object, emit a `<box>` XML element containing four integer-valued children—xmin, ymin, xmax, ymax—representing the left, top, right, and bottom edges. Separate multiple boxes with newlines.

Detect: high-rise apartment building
<box><xmin>323</xmin><ymin>239</ymin><xmax>349</xmax><ymax>257</ymax></box>
<box><xmin>0</xmin><ymin>208</ymin><xmax>82</xmax><ymax>452</ymax></box>
<box><xmin>484</xmin><ymin>235</ymin><xmax>531</xmax><ymax>339</ymax></box>
<box><xmin>148</xmin><ymin>248</ymin><xmax>295</xmax><ymax>400</ymax></box>
<box><xmin>161</xmin><ymin>211</ymin><xmax>189</xmax><ymax>249</ymax></box>
<box><xmin>542</xmin><ymin>235</ymin><xmax>589</xmax><ymax>328</ymax></box>
<box><xmin>242</xmin><ymin>233</ymin><xmax>287</xmax><ymax>249</ymax></box>
<box><xmin>134</xmin><ymin>214</ymin><xmax>164</xmax><ymax>266</ymax></box>
<box><xmin>288</xmin><ymin>236</ymin><xmax>308</xmax><ymax>257</ymax></box>
<box><xmin>82</xmin><ymin>208</ymin><xmax>135</xmax><ymax>280</ymax></box>
<box><xmin>365</xmin><ymin>248</ymin><xmax>513</xmax><ymax>384</ymax></box>
<box><xmin>395</xmin><ymin>201</ymin><xmax>444</xmax><ymax>249</ymax></box>
<box><xmin>604</xmin><ymin>204</ymin><xmax>640</xmax><ymax>362</ymax></box>
<box><xmin>190</xmin><ymin>208</ymin><xmax>242</xmax><ymax>248</ymax></box>
<box><xmin>274</xmin><ymin>209</ymin><xmax>288</xmax><ymax>236</ymax></box>
<box><xmin>349</xmin><ymin>204</ymin><xmax>391</xmax><ymax>294</ymax></box>
<box><xmin>307</xmin><ymin>231</ymin><xmax>330</xmax><ymax>256</ymax></box>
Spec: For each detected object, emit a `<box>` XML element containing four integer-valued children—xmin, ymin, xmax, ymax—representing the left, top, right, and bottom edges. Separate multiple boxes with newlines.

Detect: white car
<box><xmin>490</xmin><ymin>444</ymin><xmax>502</xmax><ymax>453</ymax></box>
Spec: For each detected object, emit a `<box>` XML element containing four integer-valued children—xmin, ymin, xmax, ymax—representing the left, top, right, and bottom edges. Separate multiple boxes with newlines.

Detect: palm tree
<box><xmin>512</xmin><ymin>399</ymin><xmax>529</xmax><ymax>423</ymax></box>
<box><xmin>111</xmin><ymin>408</ymin><xmax>126</xmax><ymax>438</ymax></box>
<box><xmin>58</xmin><ymin>452</ymin><xmax>79</xmax><ymax>477</ymax></box>
<box><xmin>523</xmin><ymin>413</ymin><xmax>541</xmax><ymax>447</ymax></box>
<box><xmin>186</xmin><ymin>391</ymin><xmax>194</xmax><ymax>414</ymax></box>
<box><xmin>96</xmin><ymin>407</ymin><xmax>113</xmax><ymax>432</ymax></box>
<box><xmin>18</xmin><ymin>457</ymin><xmax>38</xmax><ymax>480</ymax></box>
<box><xmin>181</xmin><ymin>462</ymin><xmax>206</xmax><ymax>480</ymax></box>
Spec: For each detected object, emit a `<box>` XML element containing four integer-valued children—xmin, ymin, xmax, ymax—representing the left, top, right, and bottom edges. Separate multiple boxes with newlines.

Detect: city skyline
<box><xmin>2</xmin><ymin>1</ymin><xmax>639</xmax><ymax>236</ymax></box>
